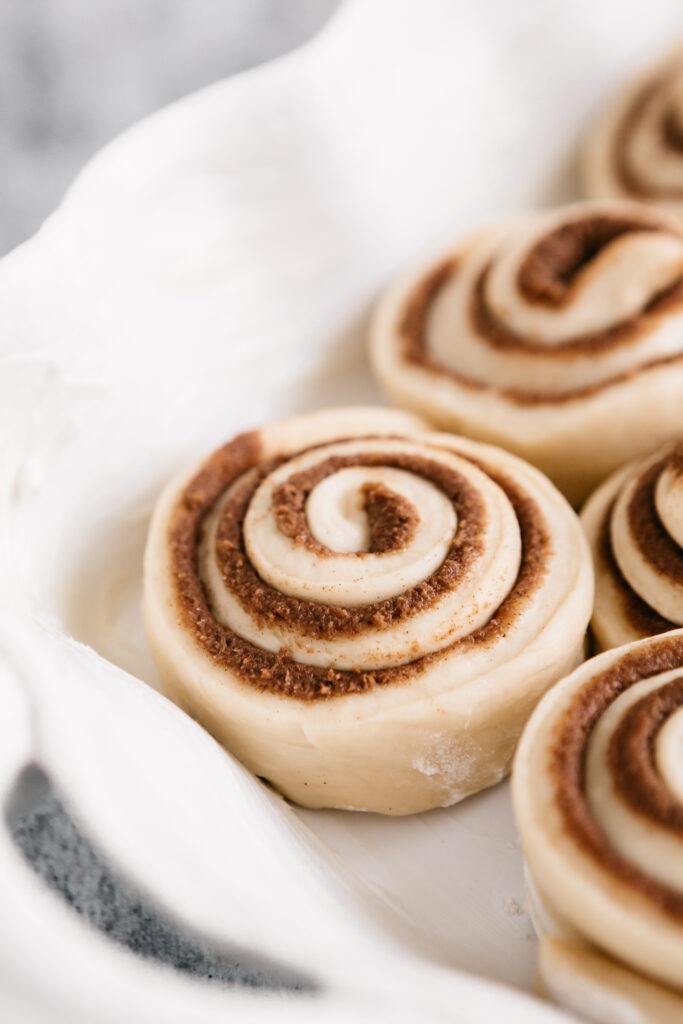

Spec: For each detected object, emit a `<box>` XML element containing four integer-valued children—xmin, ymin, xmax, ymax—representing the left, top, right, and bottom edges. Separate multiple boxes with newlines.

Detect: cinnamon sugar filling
<box><xmin>271</xmin><ymin>461</ymin><xmax>420</xmax><ymax>555</ymax></box>
<box><xmin>213</xmin><ymin>452</ymin><xmax>484</xmax><ymax>639</ymax></box>
<box><xmin>613</xmin><ymin>70</ymin><xmax>683</xmax><ymax>200</ymax></box>
<box><xmin>361</xmin><ymin>482</ymin><xmax>420</xmax><ymax>553</ymax></box>
<box><xmin>552</xmin><ymin>633</ymin><xmax>683</xmax><ymax>918</ymax></box>
<box><xmin>596</xmin><ymin>447</ymin><xmax>683</xmax><ymax>636</ymax></box>
<box><xmin>399</xmin><ymin>220</ymin><xmax>683</xmax><ymax>405</ymax></box>
<box><xmin>517</xmin><ymin>216</ymin><xmax>658</xmax><ymax>307</ymax></box>
<box><xmin>471</xmin><ymin>260</ymin><xmax>683</xmax><ymax>356</ymax></box>
<box><xmin>167</xmin><ymin>436</ymin><xmax>550</xmax><ymax>699</ymax></box>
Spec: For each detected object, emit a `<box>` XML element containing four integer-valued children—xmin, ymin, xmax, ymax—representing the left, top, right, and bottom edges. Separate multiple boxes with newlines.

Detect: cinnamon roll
<box><xmin>143</xmin><ymin>407</ymin><xmax>592</xmax><ymax>815</ymax></box>
<box><xmin>583</xmin><ymin>46</ymin><xmax>683</xmax><ymax>219</ymax></box>
<box><xmin>581</xmin><ymin>440</ymin><xmax>683</xmax><ymax>651</ymax></box>
<box><xmin>538</xmin><ymin>937</ymin><xmax>683</xmax><ymax>1024</ymax></box>
<box><xmin>512</xmin><ymin>631</ymin><xmax>683</xmax><ymax>1013</ymax></box>
<box><xmin>370</xmin><ymin>201</ymin><xmax>683</xmax><ymax>505</ymax></box>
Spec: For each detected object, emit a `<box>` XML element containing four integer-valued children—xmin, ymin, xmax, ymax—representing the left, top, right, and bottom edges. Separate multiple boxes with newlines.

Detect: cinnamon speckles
<box><xmin>165</xmin><ymin>434</ymin><xmax>550</xmax><ymax>700</ymax></box>
<box><xmin>213</xmin><ymin>452</ymin><xmax>486</xmax><ymax>638</ymax></box>
<box><xmin>272</xmin><ymin>459</ymin><xmax>418</xmax><ymax>555</ymax></box>
<box><xmin>398</xmin><ymin>214</ymin><xmax>683</xmax><ymax>405</ymax></box>
<box><xmin>552</xmin><ymin>634</ymin><xmax>683</xmax><ymax>919</ymax></box>
<box><xmin>517</xmin><ymin>215</ymin><xmax>657</xmax><ymax>307</ymax></box>
<box><xmin>361</xmin><ymin>481</ymin><xmax>419</xmax><ymax>553</ymax></box>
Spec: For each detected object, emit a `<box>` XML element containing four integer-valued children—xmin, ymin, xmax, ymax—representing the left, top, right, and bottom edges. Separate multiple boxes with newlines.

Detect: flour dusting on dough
<box><xmin>412</xmin><ymin>731</ymin><xmax>482</xmax><ymax>787</ymax></box>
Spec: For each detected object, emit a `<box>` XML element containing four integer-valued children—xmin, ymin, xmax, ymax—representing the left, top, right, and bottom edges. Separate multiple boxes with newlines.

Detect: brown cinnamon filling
<box><xmin>553</xmin><ymin>633</ymin><xmax>683</xmax><ymax>918</ymax></box>
<box><xmin>168</xmin><ymin>435</ymin><xmax>550</xmax><ymax>699</ymax></box>
<box><xmin>272</xmin><ymin>468</ymin><xmax>419</xmax><ymax>555</ymax></box>
<box><xmin>212</xmin><ymin>452</ymin><xmax>484</xmax><ymax>640</ymax></box>
<box><xmin>613</xmin><ymin>67</ymin><xmax>683</xmax><ymax>199</ymax></box>
<box><xmin>610</xmin><ymin>677</ymin><xmax>683</xmax><ymax>831</ymax></box>
<box><xmin>663</xmin><ymin>105</ymin><xmax>683</xmax><ymax>154</ymax></box>
<box><xmin>598</xmin><ymin>498</ymin><xmax>674</xmax><ymax>638</ymax></box>
<box><xmin>471</xmin><ymin>258</ymin><xmax>683</xmax><ymax>355</ymax></box>
<box><xmin>517</xmin><ymin>216</ymin><xmax>658</xmax><ymax>307</ymax></box>
<box><xmin>666</xmin><ymin>440</ymin><xmax>683</xmax><ymax>480</ymax></box>
<box><xmin>626</xmin><ymin>450</ymin><xmax>683</xmax><ymax>587</ymax></box>
<box><xmin>400</xmin><ymin>250</ymin><xmax>683</xmax><ymax>406</ymax></box>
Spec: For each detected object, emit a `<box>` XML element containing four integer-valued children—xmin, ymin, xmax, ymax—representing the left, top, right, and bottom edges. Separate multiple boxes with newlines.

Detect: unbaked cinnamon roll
<box><xmin>370</xmin><ymin>201</ymin><xmax>683</xmax><ymax>505</ymax></box>
<box><xmin>583</xmin><ymin>46</ymin><xmax>683</xmax><ymax>219</ymax></box>
<box><xmin>512</xmin><ymin>631</ymin><xmax>683</xmax><ymax>1018</ymax></box>
<box><xmin>538</xmin><ymin>937</ymin><xmax>683</xmax><ymax>1024</ymax></box>
<box><xmin>143</xmin><ymin>407</ymin><xmax>592</xmax><ymax>815</ymax></box>
<box><xmin>581</xmin><ymin>440</ymin><xmax>683</xmax><ymax>651</ymax></box>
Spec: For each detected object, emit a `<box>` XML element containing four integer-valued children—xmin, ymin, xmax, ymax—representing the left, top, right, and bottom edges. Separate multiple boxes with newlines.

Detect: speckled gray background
<box><xmin>0</xmin><ymin>0</ymin><xmax>339</xmax><ymax>254</ymax></box>
<box><xmin>3</xmin><ymin>0</ymin><xmax>338</xmax><ymax>988</ymax></box>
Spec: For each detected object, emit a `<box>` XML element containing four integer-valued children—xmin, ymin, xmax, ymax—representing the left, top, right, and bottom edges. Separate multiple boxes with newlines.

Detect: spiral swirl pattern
<box><xmin>370</xmin><ymin>201</ymin><xmax>683</xmax><ymax>503</ymax></box>
<box><xmin>583</xmin><ymin>46</ymin><xmax>683</xmax><ymax>218</ymax></box>
<box><xmin>581</xmin><ymin>440</ymin><xmax>683</xmax><ymax>651</ymax></box>
<box><xmin>143</xmin><ymin>407</ymin><xmax>592</xmax><ymax>814</ymax></box>
<box><xmin>513</xmin><ymin>631</ymin><xmax>683</xmax><ymax>995</ymax></box>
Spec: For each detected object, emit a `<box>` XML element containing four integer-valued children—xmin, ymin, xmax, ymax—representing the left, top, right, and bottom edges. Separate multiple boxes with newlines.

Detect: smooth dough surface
<box><xmin>370</xmin><ymin>200</ymin><xmax>683</xmax><ymax>505</ymax></box>
<box><xmin>143</xmin><ymin>406</ymin><xmax>592</xmax><ymax>814</ymax></box>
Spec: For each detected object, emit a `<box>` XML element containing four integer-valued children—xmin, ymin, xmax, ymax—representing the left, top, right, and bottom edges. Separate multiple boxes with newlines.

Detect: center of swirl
<box><xmin>242</xmin><ymin>458</ymin><xmax>460</xmax><ymax>607</ymax></box>
<box><xmin>399</xmin><ymin>207</ymin><xmax>683</xmax><ymax>404</ymax></box>
<box><xmin>553</xmin><ymin>637</ymin><xmax>683</xmax><ymax>916</ymax></box>
<box><xmin>517</xmin><ymin>216</ymin><xmax>656</xmax><ymax>307</ymax></box>
<box><xmin>275</xmin><ymin>468</ymin><xmax>421</xmax><ymax>555</ymax></box>
<box><xmin>167</xmin><ymin>430</ymin><xmax>552</xmax><ymax>695</ymax></box>
<box><xmin>486</xmin><ymin>215</ymin><xmax>683</xmax><ymax>344</ymax></box>
<box><xmin>309</xmin><ymin>475</ymin><xmax>420</xmax><ymax>554</ymax></box>
<box><xmin>198</xmin><ymin>439</ymin><xmax>523</xmax><ymax>671</ymax></box>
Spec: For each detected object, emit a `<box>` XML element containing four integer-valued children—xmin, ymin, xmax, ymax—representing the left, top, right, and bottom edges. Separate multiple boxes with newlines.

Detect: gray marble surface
<box><xmin>3</xmin><ymin>0</ymin><xmax>339</xmax><ymax>993</ymax></box>
<box><xmin>0</xmin><ymin>0</ymin><xmax>340</xmax><ymax>255</ymax></box>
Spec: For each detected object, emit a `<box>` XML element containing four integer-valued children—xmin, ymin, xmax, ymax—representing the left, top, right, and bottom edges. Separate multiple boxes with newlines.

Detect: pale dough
<box><xmin>144</xmin><ymin>406</ymin><xmax>592</xmax><ymax>814</ymax></box>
